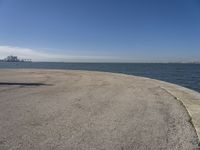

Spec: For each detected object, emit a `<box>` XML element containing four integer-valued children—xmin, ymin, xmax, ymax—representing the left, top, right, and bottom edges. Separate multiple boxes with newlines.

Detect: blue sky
<box><xmin>0</xmin><ymin>0</ymin><xmax>200</xmax><ymax>62</ymax></box>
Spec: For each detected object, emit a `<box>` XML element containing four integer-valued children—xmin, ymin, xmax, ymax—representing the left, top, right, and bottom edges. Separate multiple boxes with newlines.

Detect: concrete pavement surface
<box><xmin>0</xmin><ymin>69</ymin><xmax>199</xmax><ymax>150</ymax></box>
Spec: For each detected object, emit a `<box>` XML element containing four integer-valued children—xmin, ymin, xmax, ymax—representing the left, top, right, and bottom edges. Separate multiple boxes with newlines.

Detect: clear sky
<box><xmin>0</xmin><ymin>0</ymin><xmax>200</xmax><ymax>62</ymax></box>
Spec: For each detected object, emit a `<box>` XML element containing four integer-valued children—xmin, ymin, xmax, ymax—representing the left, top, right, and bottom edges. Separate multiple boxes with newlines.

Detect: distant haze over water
<box><xmin>0</xmin><ymin>62</ymin><xmax>200</xmax><ymax>93</ymax></box>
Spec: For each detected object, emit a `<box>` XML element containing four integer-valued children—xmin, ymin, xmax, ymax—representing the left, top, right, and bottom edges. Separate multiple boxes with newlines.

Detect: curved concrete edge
<box><xmin>148</xmin><ymin>79</ymin><xmax>200</xmax><ymax>144</ymax></box>
<box><xmin>1</xmin><ymin>69</ymin><xmax>200</xmax><ymax>144</ymax></box>
<box><xmin>95</xmin><ymin>70</ymin><xmax>200</xmax><ymax>143</ymax></box>
<box><xmin>68</xmin><ymin>69</ymin><xmax>200</xmax><ymax>144</ymax></box>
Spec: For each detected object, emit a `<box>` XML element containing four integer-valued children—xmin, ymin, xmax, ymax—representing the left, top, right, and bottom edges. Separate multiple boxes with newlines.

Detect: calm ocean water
<box><xmin>0</xmin><ymin>62</ymin><xmax>200</xmax><ymax>92</ymax></box>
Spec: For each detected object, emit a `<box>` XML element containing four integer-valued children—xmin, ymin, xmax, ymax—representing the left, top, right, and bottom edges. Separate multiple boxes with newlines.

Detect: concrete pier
<box><xmin>0</xmin><ymin>69</ymin><xmax>199</xmax><ymax>150</ymax></box>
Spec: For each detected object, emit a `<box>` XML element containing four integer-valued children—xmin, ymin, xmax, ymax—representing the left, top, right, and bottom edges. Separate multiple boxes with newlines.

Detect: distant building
<box><xmin>5</xmin><ymin>56</ymin><xmax>20</xmax><ymax>62</ymax></box>
<box><xmin>0</xmin><ymin>55</ymin><xmax>32</xmax><ymax>62</ymax></box>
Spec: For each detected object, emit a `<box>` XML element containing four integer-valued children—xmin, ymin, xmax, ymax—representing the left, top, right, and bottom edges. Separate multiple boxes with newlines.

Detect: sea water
<box><xmin>0</xmin><ymin>62</ymin><xmax>200</xmax><ymax>92</ymax></box>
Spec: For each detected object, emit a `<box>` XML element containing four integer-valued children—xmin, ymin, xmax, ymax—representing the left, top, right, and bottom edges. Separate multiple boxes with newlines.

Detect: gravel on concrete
<box><xmin>0</xmin><ymin>69</ymin><xmax>199</xmax><ymax>150</ymax></box>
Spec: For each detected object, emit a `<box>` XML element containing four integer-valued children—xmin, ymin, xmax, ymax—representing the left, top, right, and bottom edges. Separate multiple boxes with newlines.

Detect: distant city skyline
<box><xmin>0</xmin><ymin>0</ymin><xmax>200</xmax><ymax>62</ymax></box>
